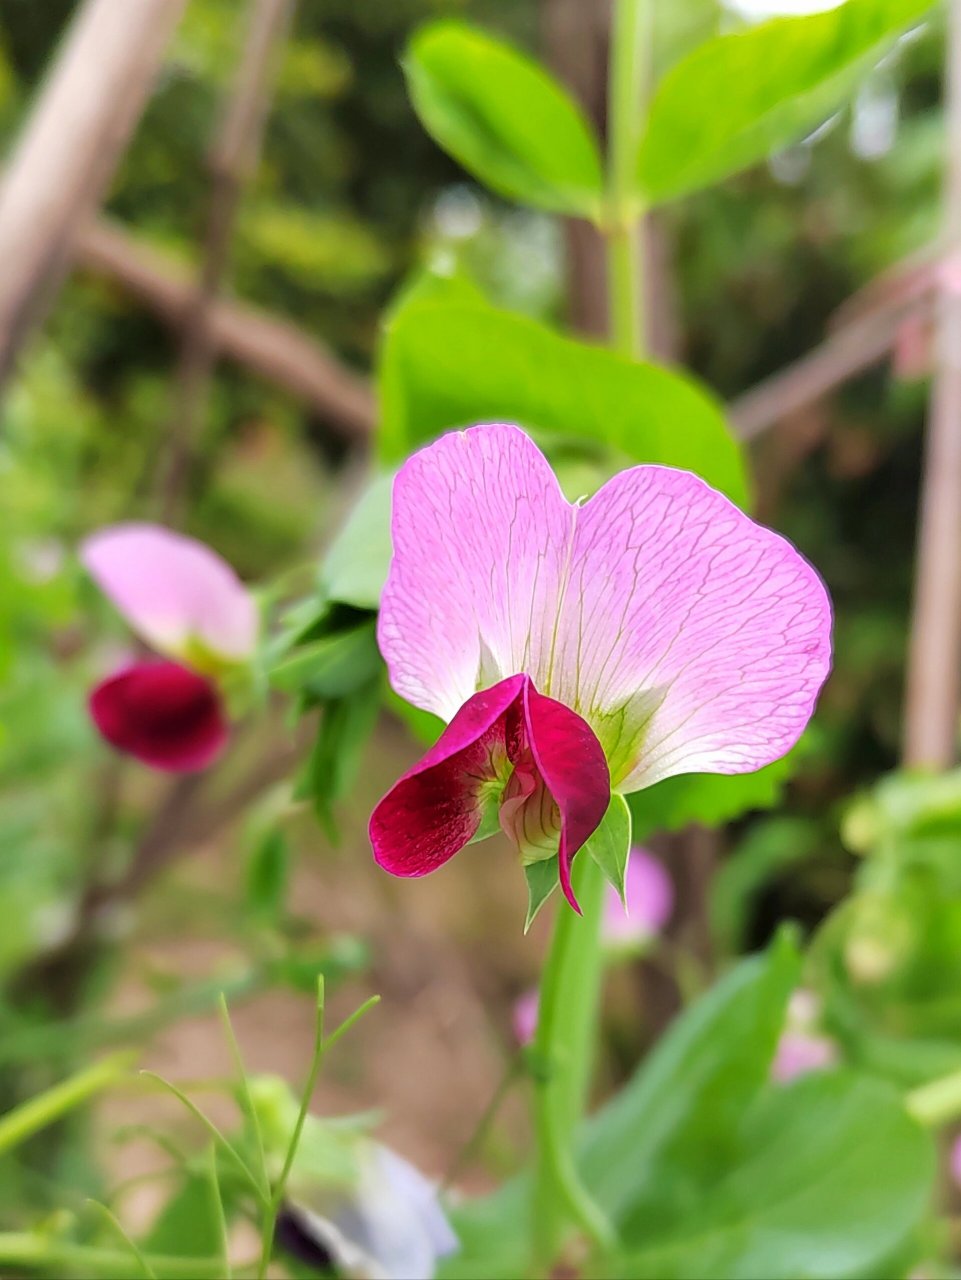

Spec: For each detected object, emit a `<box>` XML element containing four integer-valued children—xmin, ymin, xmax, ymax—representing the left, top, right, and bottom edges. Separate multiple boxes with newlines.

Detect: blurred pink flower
<box><xmin>771</xmin><ymin>1030</ymin><xmax>837</xmax><ymax>1082</ymax></box>
<box><xmin>370</xmin><ymin>425</ymin><xmax>831</xmax><ymax>911</ymax></box>
<box><xmin>604</xmin><ymin>847</ymin><xmax>673</xmax><ymax>947</ymax></box>
<box><xmin>81</xmin><ymin>523</ymin><xmax>256</xmax><ymax>773</ymax></box>
<box><xmin>771</xmin><ymin>990</ymin><xmax>838</xmax><ymax>1082</ymax></box>
<box><xmin>513</xmin><ymin>988</ymin><xmax>539</xmax><ymax>1047</ymax></box>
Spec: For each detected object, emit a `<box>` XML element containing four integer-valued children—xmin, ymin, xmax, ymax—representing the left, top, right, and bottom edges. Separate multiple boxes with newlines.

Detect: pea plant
<box><xmin>2</xmin><ymin>1</ymin><xmax>961</xmax><ymax>1278</ymax></box>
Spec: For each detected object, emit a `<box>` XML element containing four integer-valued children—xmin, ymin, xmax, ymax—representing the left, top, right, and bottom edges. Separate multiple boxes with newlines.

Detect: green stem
<box><xmin>0</xmin><ymin>1234</ymin><xmax>229</xmax><ymax>1278</ymax></box>
<box><xmin>906</xmin><ymin>1067</ymin><xmax>961</xmax><ymax>1127</ymax></box>
<box><xmin>531</xmin><ymin>856</ymin><xmax>615</xmax><ymax>1267</ymax></box>
<box><xmin>0</xmin><ymin>1052</ymin><xmax>136</xmax><ymax>1157</ymax></box>
<box><xmin>605</xmin><ymin>0</ymin><xmax>651</xmax><ymax>358</ymax></box>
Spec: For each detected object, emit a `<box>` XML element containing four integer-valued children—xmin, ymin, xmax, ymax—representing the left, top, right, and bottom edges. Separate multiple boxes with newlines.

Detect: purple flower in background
<box><xmin>604</xmin><ymin>847</ymin><xmax>674</xmax><ymax>947</ymax></box>
<box><xmin>277</xmin><ymin>1142</ymin><xmax>457</xmax><ymax>1280</ymax></box>
<box><xmin>370</xmin><ymin>425</ymin><xmax>831</xmax><ymax>909</ymax></box>
<box><xmin>81</xmin><ymin>523</ymin><xmax>257</xmax><ymax>772</ymax></box>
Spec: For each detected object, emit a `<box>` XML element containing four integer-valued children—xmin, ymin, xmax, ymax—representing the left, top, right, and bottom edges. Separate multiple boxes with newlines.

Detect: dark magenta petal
<box><xmin>370</xmin><ymin>674</ymin><xmax>610</xmax><ymax>908</ymax></box>
<box><xmin>89</xmin><ymin>660</ymin><xmax>229</xmax><ymax>772</ymax></box>
<box><xmin>370</xmin><ymin>675</ymin><xmax>525</xmax><ymax>877</ymax></box>
<box><xmin>522</xmin><ymin>683</ymin><xmax>610</xmax><ymax>912</ymax></box>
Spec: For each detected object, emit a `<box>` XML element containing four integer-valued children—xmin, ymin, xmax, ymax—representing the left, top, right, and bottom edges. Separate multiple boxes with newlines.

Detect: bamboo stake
<box><xmin>0</xmin><ymin>0</ymin><xmax>187</xmax><ymax>390</ymax></box>
<box><xmin>903</xmin><ymin>0</ymin><xmax>961</xmax><ymax>769</ymax></box>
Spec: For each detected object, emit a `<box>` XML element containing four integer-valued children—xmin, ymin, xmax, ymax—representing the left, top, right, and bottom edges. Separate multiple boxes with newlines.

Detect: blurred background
<box><xmin>0</xmin><ymin>0</ymin><xmax>950</xmax><ymax>1243</ymax></box>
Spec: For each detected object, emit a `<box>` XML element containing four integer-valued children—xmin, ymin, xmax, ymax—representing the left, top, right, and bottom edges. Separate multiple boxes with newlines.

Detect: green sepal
<box><xmin>584</xmin><ymin>792</ymin><xmax>632</xmax><ymax>908</ymax></box>
<box><xmin>524</xmin><ymin>857</ymin><xmax>560</xmax><ymax>933</ymax></box>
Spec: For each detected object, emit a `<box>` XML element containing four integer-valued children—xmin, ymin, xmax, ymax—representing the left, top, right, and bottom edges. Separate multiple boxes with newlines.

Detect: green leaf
<box><xmin>144</xmin><ymin>1171</ymin><xmax>240</xmax><ymax>1273</ymax></box>
<box><xmin>379</xmin><ymin>296</ymin><xmax>748</xmax><ymax>506</ymax></box>
<box><xmin>585</xmin><ymin>793</ymin><xmax>632</xmax><ymax>905</ymax></box>
<box><xmin>525</xmin><ymin>857</ymin><xmax>559</xmax><ymax>931</ymax></box>
<box><xmin>628</xmin><ymin>747</ymin><xmax>799</xmax><ymax>843</ymax></box>
<box><xmin>296</xmin><ymin>675</ymin><xmax>383</xmax><ymax>839</ymax></box>
<box><xmin>244</xmin><ymin>828</ymin><xmax>289</xmax><ymax>924</ymax></box>
<box><xmin>610</xmin><ymin>1072</ymin><xmax>934</xmax><ymax>1279</ymax></box>
<box><xmin>320</xmin><ymin>472</ymin><xmax>396</xmax><ymax>611</ymax></box>
<box><xmin>405</xmin><ymin>21</ymin><xmax>604</xmax><ymax>216</ymax></box>
<box><xmin>579</xmin><ymin>927</ymin><xmax>801</xmax><ymax>1221</ymax></box>
<box><xmin>637</xmin><ymin>0</ymin><xmax>936</xmax><ymax>204</ymax></box>
<box><xmin>269</xmin><ymin>621</ymin><xmax>380</xmax><ymax>699</ymax></box>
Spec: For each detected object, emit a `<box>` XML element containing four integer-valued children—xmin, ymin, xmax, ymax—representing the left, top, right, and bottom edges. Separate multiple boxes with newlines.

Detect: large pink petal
<box><xmin>378</xmin><ymin>426</ymin><xmax>573</xmax><ymax>721</ymax></box>
<box><xmin>556</xmin><ymin>465</ymin><xmax>832</xmax><ymax>788</ymax></box>
<box><xmin>370</xmin><ymin>675</ymin><xmax>526</xmax><ymax>877</ymax></box>
<box><xmin>89</xmin><ymin>660</ymin><xmax>229</xmax><ymax>772</ymax></box>
<box><xmin>379</xmin><ymin>427</ymin><xmax>830</xmax><ymax>791</ymax></box>
<box><xmin>369</xmin><ymin>674</ymin><xmax>609</xmax><ymax>903</ymax></box>
<box><xmin>81</xmin><ymin>523</ymin><xmax>257</xmax><ymax>664</ymax></box>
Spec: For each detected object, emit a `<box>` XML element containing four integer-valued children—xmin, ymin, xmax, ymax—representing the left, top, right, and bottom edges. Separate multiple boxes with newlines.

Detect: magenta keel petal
<box><xmin>369</xmin><ymin>674</ymin><xmax>610</xmax><ymax>904</ymax></box>
<box><xmin>521</xmin><ymin>683</ymin><xmax>610</xmax><ymax>911</ymax></box>
<box><xmin>370</xmin><ymin>675</ymin><xmax>526</xmax><ymax>877</ymax></box>
<box><xmin>89</xmin><ymin>661</ymin><xmax>229</xmax><ymax>772</ymax></box>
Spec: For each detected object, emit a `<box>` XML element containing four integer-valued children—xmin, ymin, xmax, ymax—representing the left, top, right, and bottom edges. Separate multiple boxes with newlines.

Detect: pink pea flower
<box><xmin>370</xmin><ymin>425</ymin><xmax>832</xmax><ymax>911</ymax></box>
<box><xmin>771</xmin><ymin>989</ymin><xmax>838</xmax><ymax>1083</ymax></box>
<box><xmin>604</xmin><ymin>847</ymin><xmax>674</xmax><ymax>947</ymax></box>
<box><xmin>81</xmin><ymin>523</ymin><xmax>257</xmax><ymax>772</ymax></box>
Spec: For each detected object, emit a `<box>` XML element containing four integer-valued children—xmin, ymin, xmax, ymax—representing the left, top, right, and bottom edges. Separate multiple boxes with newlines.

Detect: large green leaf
<box><xmin>610</xmin><ymin>1072</ymin><xmax>934</xmax><ymax>1279</ymax></box>
<box><xmin>379</xmin><ymin>297</ymin><xmax>748</xmax><ymax>506</ymax></box>
<box><xmin>405</xmin><ymin>21</ymin><xmax>604</xmax><ymax>216</ymax></box>
<box><xmin>579</xmin><ymin>928</ymin><xmax>801</xmax><ymax>1220</ymax></box>
<box><xmin>320</xmin><ymin>471</ymin><xmax>395</xmax><ymax>611</ymax></box>
<box><xmin>637</xmin><ymin>0</ymin><xmax>936</xmax><ymax>204</ymax></box>
<box><xmin>628</xmin><ymin>746</ymin><xmax>799</xmax><ymax>843</ymax></box>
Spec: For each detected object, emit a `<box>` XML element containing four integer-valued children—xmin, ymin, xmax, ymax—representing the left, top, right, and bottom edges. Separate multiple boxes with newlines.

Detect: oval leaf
<box><xmin>379</xmin><ymin>295</ymin><xmax>748</xmax><ymax>507</ymax></box>
<box><xmin>405</xmin><ymin>21</ymin><xmax>604</xmax><ymax>216</ymax></box>
<box><xmin>637</xmin><ymin>0</ymin><xmax>935</xmax><ymax>204</ymax></box>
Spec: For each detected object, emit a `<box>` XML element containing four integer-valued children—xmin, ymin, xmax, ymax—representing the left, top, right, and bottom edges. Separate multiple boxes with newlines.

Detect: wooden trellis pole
<box><xmin>0</xmin><ymin>0</ymin><xmax>188</xmax><ymax>390</ymax></box>
<box><xmin>903</xmin><ymin>0</ymin><xmax>961</xmax><ymax>769</ymax></box>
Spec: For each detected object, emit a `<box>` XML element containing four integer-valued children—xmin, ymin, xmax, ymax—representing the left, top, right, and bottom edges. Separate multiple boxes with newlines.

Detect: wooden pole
<box><xmin>903</xmin><ymin>0</ymin><xmax>961</xmax><ymax>769</ymax></box>
<box><xmin>75</xmin><ymin>220</ymin><xmax>375</xmax><ymax>440</ymax></box>
<box><xmin>0</xmin><ymin>0</ymin><xmax>187</xmax><ymax>389</ymax></box>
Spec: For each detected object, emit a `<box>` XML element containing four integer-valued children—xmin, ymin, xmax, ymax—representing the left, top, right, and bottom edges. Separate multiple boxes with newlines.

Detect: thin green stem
<box><xmin>0</xmin><ymin>1234</ymin><xmax>229</xmax><ymax>1279</ymax></box>
<box><xmin>0</xmin><ymin>1051</ymin><xmax>136</xmax><ymax>1157</ymax></box>
<box><xmin>86</xmin><ymin>1202</ymin><xmax>157</xmax><ymax>1280</ymax></box>
<box><xmin>605</xmin><ymin>0</ymin><xmax>651</xmax><ymax>358</ymax></box>
<box><xmin>140</xmin><ymin>1071</ymin><xmax>268</xmax><ymax>1207</ymax></box>
<box><xmin>219</xmin><ymin>994</ymin><xmax>270</xmax><ymax>1200</ymax></box>
<box><xmin>530</xmin><ymin>856</ymin><xmax>615</xmax><ymax>1268</ymax></box>
<box><xmin>606</xmin><ymin>224</ymin><xmax>643</xmax><ymax>360</ymax></box>
<box><xmin>205</xmin><ymin>1143</ymin><xmax>232</xmax><ymax>1280</ymax></box>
